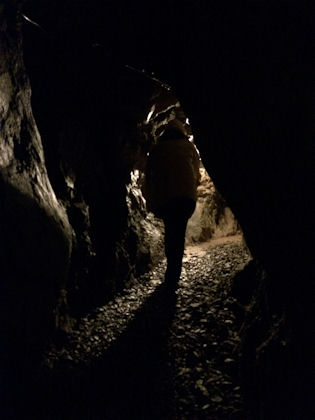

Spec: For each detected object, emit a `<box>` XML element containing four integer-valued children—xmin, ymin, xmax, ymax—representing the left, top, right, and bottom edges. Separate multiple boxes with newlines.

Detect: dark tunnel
<box><xmin>0</xmin><ymin>1</ymin><xmax>313</xmax><ymax>419</ymax></box>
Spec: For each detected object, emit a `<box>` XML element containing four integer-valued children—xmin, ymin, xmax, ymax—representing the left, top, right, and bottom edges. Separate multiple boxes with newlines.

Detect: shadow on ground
<box><xmin>15</xmin><ymin>283</ymin><xmax>178</xmax><ymax>420</ymax></box>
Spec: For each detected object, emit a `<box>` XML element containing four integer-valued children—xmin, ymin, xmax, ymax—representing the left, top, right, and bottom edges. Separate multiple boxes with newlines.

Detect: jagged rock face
<box><xmin>32</xmin><ymin>70</ymin><xmax>159</xmax><ymax>310</ymax></box>
<box><xmin>116</xmin><ymin>169</ymin><xmax>165</xmax><ymax>285</ymax></box>
<box><xmin>0</xmin><ymin>2</ymin><xmax>72</xmax><ymax>356</ymax></box>
<box><xmin>20</xmin><ymin>11</ymin><xmax>160</xmax><ymax>308</ymax></box>
<box><xmin>186</xmin><ymin>167</ymin><xmax>240</xmax><ymax>243</ymax></box>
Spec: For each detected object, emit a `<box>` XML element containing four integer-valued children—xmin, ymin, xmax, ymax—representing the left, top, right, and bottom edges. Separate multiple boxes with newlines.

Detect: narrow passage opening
<box><xmin>128</xmin><ymin>86</ymin><xmax>246</xmax><ymax>263</ymax></box>
<box><xmin>36</xmin><ymin>80</ymin><xmax>254</xmax><ymax>420</ymax></box>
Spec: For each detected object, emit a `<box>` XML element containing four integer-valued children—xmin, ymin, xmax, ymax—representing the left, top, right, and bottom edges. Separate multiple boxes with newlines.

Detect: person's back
<box><xmin>145</xmin><ymin>125</ymin><xmax>200</xmax><ymax>218</ymax></box>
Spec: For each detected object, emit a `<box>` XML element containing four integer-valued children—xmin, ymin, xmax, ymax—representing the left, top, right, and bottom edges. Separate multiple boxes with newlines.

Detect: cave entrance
<box><xmin>64</xmin><ymin>86</ymin><xmax>251</xmax><ymax>418</ymax></box>
<box><xmin>128</xmin><ymin>87</ymin><xmax>243</xmax><ymax>265</ymax></box>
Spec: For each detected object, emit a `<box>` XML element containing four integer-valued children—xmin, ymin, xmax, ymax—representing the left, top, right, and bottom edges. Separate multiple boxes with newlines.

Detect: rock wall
<box><xmin>186</xmin><ymin>166</ymin><xmax>240</xmax><ymax>244</ymax></box>
<box><xmin>116</xmin><ymin>169</ymin><xmax>165</xmax><ymax>286</ymax></box>
<box><xmin>0</xmin><ymin>1</ymin><xmax>72</xmax><ymax>390</ymax></box>
<box><xmin>20</xmin><ymin>13</ymin><xmax>161</xmax><ymax>311</ymax></box>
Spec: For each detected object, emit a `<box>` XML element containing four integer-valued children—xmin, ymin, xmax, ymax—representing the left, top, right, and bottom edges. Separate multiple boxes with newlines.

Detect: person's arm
<box><xmin>192</xmin><ymin>144</ymin><xmax>201</xmax><ymax>186</ymax></box>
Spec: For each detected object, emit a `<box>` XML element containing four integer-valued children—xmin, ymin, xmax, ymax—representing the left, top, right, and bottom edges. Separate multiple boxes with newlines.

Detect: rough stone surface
<box><xmin>115</xmin><ymin>169</ymin><xmax>165</xmax><ymax>285</ymax></box>
<box><xmin>0</xmin><ymin>4</ymin><xmax>73</xmax><ymax>412</ymax></box>
<box><xmin>0</xmin><ymin>5</ymin><xmax>72</xmax><ymax>318</ymax></box>
<box><xmin>186</xmin><ymin>167</ymin><xmax>240</xmax><ymax>244</ymax></box>
<box><xmin>20</xmin><ymin>236</ymin><xmax>251</xmax><ymax>420</ymax></box>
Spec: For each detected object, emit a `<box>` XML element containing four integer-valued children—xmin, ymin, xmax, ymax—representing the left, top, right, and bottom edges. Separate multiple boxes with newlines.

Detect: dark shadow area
<box><xmin>0</xmin><ymin>181</ymin><xmax>69</xmax><ymax>420</ymax></box>
<box><xmin>10</xmin><ymin>284</ymin><xmax>178</xmax><ymax>420</ymax></box>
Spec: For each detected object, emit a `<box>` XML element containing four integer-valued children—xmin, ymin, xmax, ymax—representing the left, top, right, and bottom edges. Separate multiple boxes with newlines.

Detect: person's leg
<box><xmin>164</xmin><ymin>214</ymin><xmax>188</xmax><ymax>284</ymax></box>
<box><xmin>163</xmin><ymin>198</ymin><xmax>196</xmax><ymax>285</ymax></box>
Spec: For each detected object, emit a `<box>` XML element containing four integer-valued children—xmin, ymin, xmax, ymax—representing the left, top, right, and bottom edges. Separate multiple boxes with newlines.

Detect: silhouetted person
<box><xmin>144</xmin><ymin>119</ymin><xmax>200</xmax><ymax>286</ymax></box>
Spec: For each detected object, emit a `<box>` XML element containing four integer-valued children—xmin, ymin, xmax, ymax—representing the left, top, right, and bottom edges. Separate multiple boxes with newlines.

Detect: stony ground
<box><xmin>25</xmin><ymin>235</ymin><xmax>252</xmax><ymax>419</ymax></box>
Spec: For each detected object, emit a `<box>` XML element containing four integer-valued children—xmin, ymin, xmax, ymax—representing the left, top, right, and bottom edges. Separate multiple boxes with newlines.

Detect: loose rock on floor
<box><xmin>32</xmin><ymin>235</ymin><xmax>251</xmax><ymax>419</ymax></box>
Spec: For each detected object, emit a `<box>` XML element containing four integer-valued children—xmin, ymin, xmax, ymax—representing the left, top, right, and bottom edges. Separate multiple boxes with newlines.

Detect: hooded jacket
<box><xmin>144</xmin><ymin>133</ymin><xmax>200</xmax><ymax>217</ymax></box>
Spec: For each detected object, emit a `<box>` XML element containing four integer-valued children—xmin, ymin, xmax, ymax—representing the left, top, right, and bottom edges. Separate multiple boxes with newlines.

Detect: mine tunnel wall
<box><xmin>171</xmin><ymin>9</ymin><xmax>313</xmax><ymax>416</ymax></box>
<box><xmin>0</xmin><ymin>2</ymin><xmax>313</xmax><ymax>418</ymax></box>
<box><xmin>0</xmin><ymin>3</ymin><xmax>73</xmax><ymax>371</ymax></box>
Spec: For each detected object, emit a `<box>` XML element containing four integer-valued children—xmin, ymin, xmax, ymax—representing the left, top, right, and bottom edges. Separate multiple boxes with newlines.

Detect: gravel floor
<box><xmin>37</xmin><ymin>234</ymin><xmax>252</xmax><ymax>419</ymax></box>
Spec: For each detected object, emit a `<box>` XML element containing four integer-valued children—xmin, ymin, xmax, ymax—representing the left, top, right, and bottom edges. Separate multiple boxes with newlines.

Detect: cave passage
<box><xmin>0</xmin><ymin>2</ymin><xmax>311</xmax><ymax>419</ymax></box>
<box><xmin>33</xmin><ymin>90</ymin><xmax>249</xmax><ymax>420</ymax></box>
<box><xmin>17</xmin><ymin>235</ymin><xmax>251</xmax><ymax>420</ymax></box>
<box><xmin>131</xmin><ymin>88</ymin><xmax>241</xmax><ymax>248</ymax></box>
